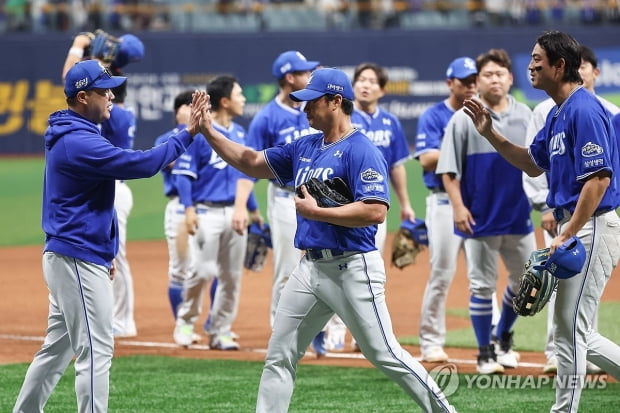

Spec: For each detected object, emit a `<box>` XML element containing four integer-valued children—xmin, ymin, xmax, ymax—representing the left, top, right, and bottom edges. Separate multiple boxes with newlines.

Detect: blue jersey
<box><xmin>530</xmin><ymin>87</ymin><xmax>620</xmax><ymax>213</ymax></box>
<box><xmin>101</xmin><ymin>104</ymin><xmax>136</xmax><ymax>149</ymax></box>
<box><xmin>351</xmin><ymin>107</ymin><xmax>410</xmax><ymax>169</ymax></box>
<box><xmin>43</xmin><ymin>109</ymin><xmax>193</xmax><ymax>267</ymax></box>
<box><xmin>154</xmin><ymin>125</ymin><xmax>186</xmax><ymax>197</ymax></box>
<box><xmin>264</xmin><ymin>130</ymin><xmax>390</xmax><ymax>252</ymax></box>
<box><xmin>246</xmin><ymin>98</ymin><xmax>315</xmax><ymax>187</ymax></box>
<box><xmin>173</xmin><ymin>121</ymin><xmax>250</xmax><ymax>207</ymax></box>
<box><xmin>413</xmin><ymin>100</ymin><xmax>455</xmax><ymax>189</ymax></box>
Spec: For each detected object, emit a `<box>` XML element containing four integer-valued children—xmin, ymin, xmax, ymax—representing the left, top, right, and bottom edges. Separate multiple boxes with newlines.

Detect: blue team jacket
<box><xmin>42</xmin><ymin>109</ymin><xmax>193</xmax><ymax>267</ymax></box>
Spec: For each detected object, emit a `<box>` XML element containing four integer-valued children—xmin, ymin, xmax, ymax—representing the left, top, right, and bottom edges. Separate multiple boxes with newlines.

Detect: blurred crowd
<box><xmin>2</xmin><ymin>0</ymin><xmax>620</xmax><ymax>33</ymax></box>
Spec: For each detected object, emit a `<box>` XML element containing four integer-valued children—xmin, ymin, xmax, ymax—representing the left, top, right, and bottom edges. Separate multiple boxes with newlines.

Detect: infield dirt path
<box><xmin>2</xmin><ymin>230</ymin><xmax>619</xmax><ymax>377</ymax></box>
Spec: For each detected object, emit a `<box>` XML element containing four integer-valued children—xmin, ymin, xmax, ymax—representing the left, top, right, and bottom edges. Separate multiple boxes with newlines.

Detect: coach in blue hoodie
<box><xmin>13</xmin><ymin>60</ymin><xmax>201</xmax><ymax>413</ymax></box>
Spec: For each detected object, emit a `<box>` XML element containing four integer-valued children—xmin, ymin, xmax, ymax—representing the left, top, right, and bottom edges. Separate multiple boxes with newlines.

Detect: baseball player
<box><xmin>13</xmin><ymin>60</ymin><xmax>201</xmax><ymax>413</ymax></box>
<box><xmin>523</xmin><ymin>44</ymin><xmax>618</xmax><ymax>375</ymax></box>
<box><xmin>413</xmin><ymin>56</ymin><xmax>478</xmax><ymax>363</ymax></box>
<box><xmin>463</xmin><ymin>30</ymin><xmax>620</xmax><ymax>412</ymax></box>
<box><xmin>239</xmin><ymin>50</ymin><xmax>320</xmax><ymax>332</ymax></box>
<box><xmin>153</xmin><ymin>90</ymin><xmax>195</xmax><ymax>320</ymax></box>
<box><xmin>61</xmin><ymin>30</ymin><xmax>145</xmax><ymax>339</ymax></box>
<box><xmin>436</xmin><ymin>49</ymin><xmax>537</xmax><ymax>374</ymax></box>
<box><xmin>324</xmin><ymin>62</ymin><xmax>415</xmax><ymax>352</ymax></box>
<box><xmin>172</xmin><ymin>75</ymin><xmax>261</xmax><ymax>350</ymax></box>
<box><xmin>191</xmin><ymin>68</ymin><xmax>457</xmax><ymax>413</ymax></box>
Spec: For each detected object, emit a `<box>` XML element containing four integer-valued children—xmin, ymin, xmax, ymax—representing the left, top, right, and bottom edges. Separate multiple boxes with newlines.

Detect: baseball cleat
<box><xmin>422</xmin><ymin>347</ymin><xmax>449</xmax><ymax>363</ymax></box>
<box><xmin>210</xmin><ymin>334</ymin><xmax>240</xmax><ymax>350</ymax></box>
<box><xmin>477</xmin><ymin>344</ymin><xmax>504</xmax><ymax>375</ymax></box>
<box><xmin>173</xmin><ymin>324</ymin><xmax>194</xmax><ymax>347</ymax></box>
<box><xmin>543</xmin><ymin>356</ymin><xmax>558</xmax><ymax>374</ymax></box>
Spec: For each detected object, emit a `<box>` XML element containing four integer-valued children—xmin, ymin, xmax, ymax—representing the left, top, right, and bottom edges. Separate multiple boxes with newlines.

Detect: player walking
<box><xmin>436</xmin><ymin>49</ymin><xmax>536</xmax><ymax>374</ymax></box>
<box><xmin>12</xmin><ymin>60</ymin><xmax>201</xmax><ymax>413</ymax></box>
<box><xmin>463</xmin><ymin>31</ymin><xmax>620</xmax><ymax>412</ymax></box>
<box><xmin>172</xmin><ymin>76</ymin><xmax>260</xmax><ymax>350</ymax></box>
<box><xmin>191</xmin><ymin>67</ymin><xmax>457</xmax><ymax>413</ymax></box>
<box><xmin>523</xmin><ymin>44</ymin><xmax>618</xmax><ymax>374</ymax></box>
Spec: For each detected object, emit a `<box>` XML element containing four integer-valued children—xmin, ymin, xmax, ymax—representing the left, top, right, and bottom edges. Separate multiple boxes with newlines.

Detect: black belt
<box><xmin>196</xmin><ymin>201</ymin><xmax>234</xmax><ymax>207</ymax></box>
<box><xmin>553</xmin><ymin>208</ymin><xmax>614</xmax><ymax>223</ymax></box>
<box><xmin>430</xmin><ymin>187</ymin><xmax>445</xmax><ymax>194</ymax></box>
<box><xmin>305</xmin><ymin>248</ymin><xmax>345</xmax><ymax>261</ymax></box>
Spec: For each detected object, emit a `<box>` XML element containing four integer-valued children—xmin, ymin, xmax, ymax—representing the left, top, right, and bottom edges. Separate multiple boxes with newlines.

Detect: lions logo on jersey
<box><xmin>581</xmin><ymin>142</ymin><xmax>603</xmax><ymax>157</ymax></box>
<box><xmin>360</xmin><ymin>168</ymin><xmax>384</xmax><ymax>183</ymax></box>
<box><xmin>549</xmin><ymin>131</ymin><xmax>566</xmax><ymax>158</ymax></box>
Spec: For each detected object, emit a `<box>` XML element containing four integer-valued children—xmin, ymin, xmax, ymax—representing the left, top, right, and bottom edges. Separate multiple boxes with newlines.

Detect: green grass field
<box><xmin>1</xmin><ymin>357</ymin><xmax>619</xmax><ymax>412</ymax></box>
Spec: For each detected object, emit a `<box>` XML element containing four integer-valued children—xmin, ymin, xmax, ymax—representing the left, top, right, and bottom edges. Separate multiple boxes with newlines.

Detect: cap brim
<box><xmin>92</xmin><ymin>75</ymin><xmax>127</xmax><ymax>90</ymax></box>
<box><xmin>295</xmin><ymin>60</ymin><xmax>320</xmax><ymax>72</ymax></box>
<box><xmin>290</xmin><ymin>88</ymin><xmax>324</xmax><ymax>102</ymax></box>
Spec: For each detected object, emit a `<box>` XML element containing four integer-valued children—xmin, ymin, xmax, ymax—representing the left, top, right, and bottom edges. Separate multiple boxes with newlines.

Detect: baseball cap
<box><xmin>64</xmin><ymin>60</ymin><xmax>126</xmax><ymax>98</ymax></box>
<box><xmin>289</xmin><ymin>68</ymin><xmax>354</xmax><ymax>102</ymax></box>
<box><xmin>446</xmin><ymin>57</ymin><xmax>477</xmax><ymax>79</ymax></box>
<box><xmin>401</xmin><ymin>218</ymin><xmax>428</xmax><ymax>246</ymax></box>
<box><xmin>534</xmin><ymin>236</ymin><xmax>586</xmax><ymax>279</ymax></box>
<box><xmin>272</xmin><ymin>50</ymin><xmax>320</xmax><ymax>79</ymax></box>
<box><xmin>112</xmin><ymin>34</ymin><xmax>145</xmax><ymax>69</ymax></box>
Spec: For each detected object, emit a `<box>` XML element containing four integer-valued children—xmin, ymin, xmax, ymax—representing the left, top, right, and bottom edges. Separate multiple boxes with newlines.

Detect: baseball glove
<box><xmin>244</xmin><ymin>223</ymin><xmax>272</xmax><ymax>272</ymax></box>
<box><xmin>391</xmin><ymin>218</ymin><xmax>427</xmax><ymax>270</ymax></box>
<box><xmin>512</xmin><ymin>248</ymin><xmax>558</xmax><ymax>316</ymax></box>
<box><xmin>90</xmin><ymin>29</ymin><xmax>122</xmax><ymax>64</ymax></box>
<box><xmin>296</xmin><ymin>177</ymin><xmax>354</xmax><ymax>208</ymax></box>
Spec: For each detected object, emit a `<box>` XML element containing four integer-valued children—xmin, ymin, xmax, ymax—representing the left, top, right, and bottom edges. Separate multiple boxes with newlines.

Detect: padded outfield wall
<box><xmin>2</xmin><ymin>27</ymin><xmax>620</xmax><ymax>153</ymax></box>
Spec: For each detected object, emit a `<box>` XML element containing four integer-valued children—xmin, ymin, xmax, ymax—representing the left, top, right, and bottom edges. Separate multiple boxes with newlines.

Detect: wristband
<box><xmin>68</xmin><ymin>47</ymin><xmax>84</xmax><ymax>58</ymax></box>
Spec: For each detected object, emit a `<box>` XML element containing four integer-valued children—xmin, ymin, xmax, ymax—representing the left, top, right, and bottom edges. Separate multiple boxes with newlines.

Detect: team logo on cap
<box><xmin>360</xmin><ymin>168</ymin><xmax>384</xmax><ymax>183</ymax></box>
<box><xmin>327</xmin><ymin>83</ymin><xmax>344</xmax><ymax>93</ymax></box>
<box><xmin>581</xmin><ymin>142</ymin><xmax>603</xmax><ymax>157</ymax></box>
<box><xmin>74</xmin><ymin>77</ymin><xmax>89</xmax><ymax>89</ymax></box>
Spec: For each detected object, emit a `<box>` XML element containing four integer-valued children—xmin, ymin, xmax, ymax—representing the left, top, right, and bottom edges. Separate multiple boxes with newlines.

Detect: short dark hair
<box><xmin>174</xmin><ymin>90</ymin><xmax>194</xmax><ymax>114</ymax></box>
<box><xmin>579</xmin><ymin>45</ymin><xmax>598</xmax><ymax>69</ymax></box>
<box><xmin>353</xmin><ymin>62</ymin><xmax>388</xmax><ymax>89</ymax></box>
<box><xmin>110</xmin><ymin>67</ymin><xmax>127</xmax><ymax>104</ymax></box>
<box><xmin>324</xmin><ymin>94</ymin><xmax>354</xmax><ymax>115</ymax></box>
<box><xmin>536</xmin><ymin>31</ymin><xmax>582</xmax><ymax>83</ymax></box>
<box><xmin>476</xmin><ymin>49</ymin><xmax>512</xmax><ymax>73</ymax></box>
<box><xmin>206</xmin><ymin>75</ymin><xmax>238</xmax><ymax>111</ymax></box>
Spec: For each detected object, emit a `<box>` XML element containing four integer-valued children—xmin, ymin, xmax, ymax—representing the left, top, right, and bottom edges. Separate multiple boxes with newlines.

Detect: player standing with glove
<box><xmin>462</xmin><ymin>31</ymin><xmax>620</xmax><ymax>412</ymax></box>
<box><xmin>191</xmin><ymin>67</ymin><xmax>456</xmax><ymax>413</ymax></box>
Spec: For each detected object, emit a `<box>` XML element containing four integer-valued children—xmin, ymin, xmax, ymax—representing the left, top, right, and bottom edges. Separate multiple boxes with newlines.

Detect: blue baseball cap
<box><xmin>289</xmin><ymin>68</ymin><xmax>354</xmax><ymax>102</ymax></box>
<box><xmin>112</xmin><ymin>34</ymin><xmax>145</xmax><ymax>69</ymax></box>
<box><xmin>401</xmin><ymin>218</ymin><xmax>428</xmax><ymax>246</ymax></box>
<box><xmin>272</xmin><ymin>50</ymin><xmax>319</xmax><ymax>79</ymax></box>
<box><xmin>64</xmin><ymin>60</ymin><xmax>127</xmax><ymax>98</ymax></box>
<box><xmin>535</xmin><ymin>236</ymin><xmax>586</xmax><ymax>279</ymax></box>
<box><xmin>446</xmin><ymin>57</ymin><xmax>477</xmax><ymax>79</ymax></box>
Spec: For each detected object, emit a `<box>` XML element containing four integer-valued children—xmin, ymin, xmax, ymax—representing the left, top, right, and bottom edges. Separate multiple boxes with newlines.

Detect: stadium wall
<box><xmin>2</xmin><ymin>27</ymin><xmax>620</xmax><ymax>153</ymax></box>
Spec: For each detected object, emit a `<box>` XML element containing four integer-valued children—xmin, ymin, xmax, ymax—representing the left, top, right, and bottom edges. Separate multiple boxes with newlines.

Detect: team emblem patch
<box><xmin>581</xmin><ymin>142</ymin><xmax>603</xmax><ymax>157</ymax></box>
<box><xmin>360</xmin><ymin>168</ymin><xmax>384</xmax><ymax>183</ymax></box>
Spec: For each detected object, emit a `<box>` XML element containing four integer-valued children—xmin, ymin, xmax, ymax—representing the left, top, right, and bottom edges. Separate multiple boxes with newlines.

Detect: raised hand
<box><xmin>463</xmin><ymin>98</ymin><xmax>493</xmax><ymax>138</ymax></box>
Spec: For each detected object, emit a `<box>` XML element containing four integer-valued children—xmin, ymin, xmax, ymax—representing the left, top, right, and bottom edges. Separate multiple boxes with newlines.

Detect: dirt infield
<box><xmin>2</xmin><ymin>230</ymin><xmax>619</xmax><ymax>377</ymax></box>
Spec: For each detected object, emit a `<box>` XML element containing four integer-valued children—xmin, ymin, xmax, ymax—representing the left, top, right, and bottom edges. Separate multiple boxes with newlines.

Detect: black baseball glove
<box><xmin>512</xmin><ymin>248</ymin><xmax>558</xmax><ymax>316</ymax></box>
<box><xmin>296</xmin><ymin>177</ymin><xmax>354</xmax><ymax>208</ymax></box>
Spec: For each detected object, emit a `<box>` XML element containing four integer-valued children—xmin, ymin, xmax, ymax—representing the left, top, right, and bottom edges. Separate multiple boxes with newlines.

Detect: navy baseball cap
<box><xmin>534</xmin><ymin>236</ymin><xmax>586</xmax><ymax>279</ymax></box>
<box><xmin>65</xmin><ymin>60</ymin><xmax>126</xmax><ymax>98</ymax></box>
<box><xmin>446</xmin><ymin>57</ymin><xmax>477</xmax><ymax>79</ymax></box>
<box><xmin>272</xmin><ymin>50</ymin><xmax>319</xmax><ymax>79</ymax></box>
<box><xmin>112</xmin><ymin>34</ymin><xmax>145</xmax><ymax>69</ymax></box>
<box><xmin>289</xmin><ymin>68</ymin><xmax>354</xmax><ymax>102</ymax></box>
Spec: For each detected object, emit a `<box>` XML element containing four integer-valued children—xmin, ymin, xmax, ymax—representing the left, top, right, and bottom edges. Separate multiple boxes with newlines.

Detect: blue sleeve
<box><xmin>390</xmin><ymin>116</ymin><xmax>411</xmax><ymax>166</ymax></box>
<box><xmin>246</xmin><ymin>112</ymin><xmax>270</xmax><ymax>151</ymax></box>
<box><xmin>66</xmin><ymin>128</ymin><xmax>193</xmax><ymax>180</ymax></box>
<box><xmin>264</xmin><ymin>143</ymin><xmax>296</xmax><ymax>186</ymax></box>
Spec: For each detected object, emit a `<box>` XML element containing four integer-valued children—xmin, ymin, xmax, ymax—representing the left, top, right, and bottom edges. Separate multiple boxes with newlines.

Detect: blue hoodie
<box><xmin>43</xmin><ymin>109</ymin><xmax>193</xmax><ymax>267</ymax></box>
